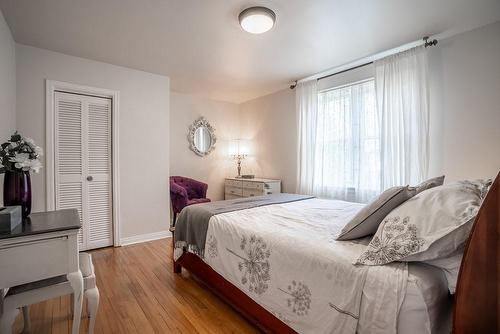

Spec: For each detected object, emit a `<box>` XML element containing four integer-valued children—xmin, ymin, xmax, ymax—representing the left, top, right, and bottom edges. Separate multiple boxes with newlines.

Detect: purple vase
<box><xmin>3</xmin><ymin>170</ymin><xmax>32</xmax><ymax>218</ymax></box>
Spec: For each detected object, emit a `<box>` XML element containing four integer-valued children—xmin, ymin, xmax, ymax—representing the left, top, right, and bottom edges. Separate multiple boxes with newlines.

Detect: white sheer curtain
<box><xmin>375</xmin><ymin>46</ymin><xmax>430</xmax><ymax>188</ymax></box>
<box><xmin>296</xmin><ymin>80</ymin><xmax>318</xmax><ymax>195</ymax></box>
<box><xmin>315</xmin><ymin>80</ymin><xmax>380</xmax><ymax>202</ymax></box>
<box><xmin>296</xmin><ymin>46</ymin><xmax>430</xmax><ymax>202</ymax></box>
<box><xmin>297</xmin><ymin>79</ymin><xmax>381</xmax><ymax>202</ymax></box>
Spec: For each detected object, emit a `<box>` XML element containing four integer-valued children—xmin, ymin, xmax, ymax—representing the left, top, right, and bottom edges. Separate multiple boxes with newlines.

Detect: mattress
<box><xmin>200</xmin><ymin>198</ymin><xmax>453</xmax><ymax>334</ymax></box>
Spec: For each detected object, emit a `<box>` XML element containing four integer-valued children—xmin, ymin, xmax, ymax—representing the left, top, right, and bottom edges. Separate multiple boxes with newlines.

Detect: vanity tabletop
<box><xmin>0</xmin><ymin>209</ymin><xmax>81</xmax><ymax>240</ymax></box>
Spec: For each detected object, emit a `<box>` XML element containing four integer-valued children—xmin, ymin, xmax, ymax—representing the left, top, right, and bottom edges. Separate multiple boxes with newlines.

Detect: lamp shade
<box><xmin>228</xmin><ymin>139</ymin><xmax>250</xmax><ymax>156</ymax></box>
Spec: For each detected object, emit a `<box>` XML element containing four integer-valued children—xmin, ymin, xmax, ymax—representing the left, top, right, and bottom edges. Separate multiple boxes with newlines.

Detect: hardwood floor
<box><xmin>12</xmin><ymin>238</ymin><xmax>260</xmax><ymax>334</ymax></box>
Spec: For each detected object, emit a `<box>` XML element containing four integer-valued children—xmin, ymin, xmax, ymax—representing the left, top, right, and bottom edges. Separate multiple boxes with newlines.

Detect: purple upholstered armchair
<box><xmin>170</xmin><ymin>176</ymin><xmax>211</xmax><ymax>226</ymax></box>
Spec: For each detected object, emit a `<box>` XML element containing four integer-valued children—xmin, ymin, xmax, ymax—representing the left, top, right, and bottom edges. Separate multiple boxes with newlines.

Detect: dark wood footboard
<box><xmin>174</xmin><ymin>252</ymin><xmax>297</xmax><ymax>334</ymax></box>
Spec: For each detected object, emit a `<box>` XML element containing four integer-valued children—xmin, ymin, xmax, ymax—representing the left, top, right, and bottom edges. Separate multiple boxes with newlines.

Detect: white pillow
<box><xmin>356</xmin><ymin>179</ymin><xmax>492</xmax><ymax>266</ymax></box>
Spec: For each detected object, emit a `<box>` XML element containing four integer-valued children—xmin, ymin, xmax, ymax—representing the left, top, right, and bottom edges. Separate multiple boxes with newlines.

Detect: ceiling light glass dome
<box><xmin>239</xmin><ymin>7</ymin><xmax>276</xmax><ymax>34</ymax></box>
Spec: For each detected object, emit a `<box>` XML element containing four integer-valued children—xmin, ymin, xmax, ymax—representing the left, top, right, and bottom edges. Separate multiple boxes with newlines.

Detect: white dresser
<box><xmin>225</xmin><ymin>177</ymin><xmax>281</xmax><ymax>200</ymax></box>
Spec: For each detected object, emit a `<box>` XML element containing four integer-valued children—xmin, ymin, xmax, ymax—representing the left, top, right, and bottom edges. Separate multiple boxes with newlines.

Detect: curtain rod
<box><xmin>290</xmin><ymin>36</ymin><xmax>438</xmax><ymax>89</ymax></box>
<box><xmin>315</xmin><ymin>61</ymin><xmax>373</xmax><ymax>82</ymax></box>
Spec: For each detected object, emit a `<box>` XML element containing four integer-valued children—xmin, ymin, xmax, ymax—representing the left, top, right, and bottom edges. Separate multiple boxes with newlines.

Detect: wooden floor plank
<box><xmin>12</xmin><ymin>238</ymin><xmax>260</xmax><ymax>334</ymax></box>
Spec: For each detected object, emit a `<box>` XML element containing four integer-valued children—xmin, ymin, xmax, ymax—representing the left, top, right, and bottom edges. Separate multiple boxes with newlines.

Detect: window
<box><xmin>314</xmin><ymin>79</ymin><xmax>380</xmax><ymax>202</ymax></box>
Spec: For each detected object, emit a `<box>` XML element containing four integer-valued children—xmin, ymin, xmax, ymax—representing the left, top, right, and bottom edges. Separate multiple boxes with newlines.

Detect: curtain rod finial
<box><xmin>423</xmin><ymin>36</ymin><xmax>438</xmax><ymax>48</ymax></box>
<box><xmin>290</xmin><ymin>80</ymin><xmax>298</xmax><ymax>90</ymax></box>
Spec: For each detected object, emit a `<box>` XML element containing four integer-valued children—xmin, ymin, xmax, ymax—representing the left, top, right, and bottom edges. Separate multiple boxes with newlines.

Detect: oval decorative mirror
<box><xmin>188</xmin><ymin>117</ymin><xmax>216</xmax><ymax>156</ymax></box>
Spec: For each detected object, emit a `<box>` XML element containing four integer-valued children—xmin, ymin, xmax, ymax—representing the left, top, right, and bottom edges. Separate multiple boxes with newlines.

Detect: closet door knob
<box><xmin>87</xmin><ymin>176</ymin><xmax>93</xmax><ymax>182</ymax></box>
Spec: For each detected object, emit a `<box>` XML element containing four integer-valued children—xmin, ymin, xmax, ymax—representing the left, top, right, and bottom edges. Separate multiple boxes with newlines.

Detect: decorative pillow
<box><xmin>356</xmin><ymin>179</ymin><xmax>492</xmax><ymax>265</ymax></box>
<box><xmin>411</xmin><ymin>175</ymin><xmax>445</xmax><ymax>194</ymax></box>
<box><xmin>336</xmin><ymin>186</ymin><xmax>416</xmax><ymax>241</ymax></box>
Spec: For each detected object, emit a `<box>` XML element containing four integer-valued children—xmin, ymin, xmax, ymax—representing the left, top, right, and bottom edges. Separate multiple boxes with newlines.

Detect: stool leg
<box><xmin>85</xmin><ymin>288</ymin><xmax>99</xmax><ymax>334</ymax></box>
<box><xmin>0</xmin><ymin>307</ymin><xmax>19</xmax><ymax>334</ymax></box>
<box><xmin>21</xmin><ymin>306</ymin><xmax>31</xmax><ymax>334</ymax></box>
<box><xmin>67</xmin><ymin>271</ymin><xmax>84</xmax><ymax>334</ymax></box>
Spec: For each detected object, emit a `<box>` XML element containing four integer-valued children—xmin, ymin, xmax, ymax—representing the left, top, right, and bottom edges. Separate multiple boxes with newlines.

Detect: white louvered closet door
<box><xmin>55</xmin><ymin>92</ymin><xmax>113</xmax><ymax>251</ymax></box>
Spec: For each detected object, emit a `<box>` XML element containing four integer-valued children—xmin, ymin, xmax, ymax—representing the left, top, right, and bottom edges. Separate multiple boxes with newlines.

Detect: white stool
<box><xmin>0</xmin><ymin>253</ymin><xmax>99</xmax><ymax>334</ymax></box>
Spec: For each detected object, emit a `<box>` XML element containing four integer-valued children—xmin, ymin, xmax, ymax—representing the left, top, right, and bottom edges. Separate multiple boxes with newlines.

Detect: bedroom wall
<box><xmin>15</xmin><ymin>44</ymin><xmax>170</xmax><ymax>242</ymax></box>
<box><xmin>239</xmin><ymin>89</ymin><xmax>297</xmax><ymax>193</ymax></box>
<box><xmin>0</xmin><ymin>9</ymin><xmax>16</xmax><ymax>206</ymax></box>
<box><xmin>428</xmin><ymin>21</ymin><xmax>500</xmax><ymax>182</ymax></box>
<box><xmin>240</xmin><ymin>21</ymin><xmax>500</xmax><ymax>192</ymax></box>
<box><xmin>170</xmin><ymin>92</ymin><xmax>239</xmax><ymax>201</ymax></box>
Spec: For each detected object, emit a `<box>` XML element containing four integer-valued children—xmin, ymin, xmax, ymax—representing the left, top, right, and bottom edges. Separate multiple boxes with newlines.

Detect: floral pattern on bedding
<box><xmin>279</xmin><ymin>280</ymin><xmax>312</xmax><ymax>316</ymax></box>
<box><xmin>202</xmin><ymin>198</ymin><xmax>408</xmax><ymax>334</ymax></box>
<box><xmin>226</xmin><ymin>235</ymin><xmax>271</xmax><ymax>295</ymax></box>
<box><xmin>207</xmin><ymin>235</ymin><xmax>218</xmax><ymax>258</ymax></box>
<box><xmin>356</xmin><ymin>216</ymin><xmax>424</xmax><ymax>265</ymax></box>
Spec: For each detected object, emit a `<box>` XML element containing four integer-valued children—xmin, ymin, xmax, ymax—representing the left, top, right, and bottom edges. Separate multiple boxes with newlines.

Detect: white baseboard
<box><xmin>120</xmin><ymin>230</ymin><xmax>171</xmax><ymax>246</ymax></box>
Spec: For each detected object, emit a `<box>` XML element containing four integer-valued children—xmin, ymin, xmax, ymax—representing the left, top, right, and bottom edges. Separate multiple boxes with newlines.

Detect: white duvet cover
<box><xmin>202</xmin><ymin>198</ymin><xmax>411</xmax><ymax>334</ymax></box>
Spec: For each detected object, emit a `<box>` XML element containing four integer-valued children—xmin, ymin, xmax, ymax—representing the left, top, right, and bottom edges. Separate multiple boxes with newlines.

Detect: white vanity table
<box><xmin>0</xmin><ymin>209</ymin><xmax>83</xmax><ymax>334</ymax></box>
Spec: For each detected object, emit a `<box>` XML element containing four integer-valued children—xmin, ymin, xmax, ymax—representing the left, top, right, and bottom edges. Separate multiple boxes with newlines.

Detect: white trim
<box><xmin>45</xmin><ymin>80</ymin><xmax>122</xmax><ymax>247</ymax></box>
<box><xmin>120</xmin><ymin>231</ymin><xmax>171</xmax><ymax>246</ymax></box>
<box><xmin>45</xmin><ymin>81</ymin><xmax>55</xmax><ymax>211</ymax></box>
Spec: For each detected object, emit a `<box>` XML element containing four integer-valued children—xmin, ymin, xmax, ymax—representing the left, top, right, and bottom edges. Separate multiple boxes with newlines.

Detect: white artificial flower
<box><xmin>34</xmin><ymin>145</ymin><xmax>44</xmax><ymax>156</ymax></box>
<box><xmin>10</xmin><ymin>153</ymin><xmax>31</xmax><ymax>171</ymax></box>
<box><xmin>22</xmin><ymin>137</ymin><xmax>43</xmax><ymax>156</ymax></box>
<box><xmin>9</xmin><ymin>153</ymin><xmax>43</xmax><ymax>173</ymax></box>
<box><xmin>2</xmin><ymin>134</ymin><xmax>43</xmax><ymax>172</ymax></box>
<box><xmin>24</xmin><ymin>137</ymin><xmax>35</xmax><ymax>145</ymax></box>
<box><xmin>29</xmin><ymin>159</ymin><xmax>43</xmax><ymax>173</ymax></box>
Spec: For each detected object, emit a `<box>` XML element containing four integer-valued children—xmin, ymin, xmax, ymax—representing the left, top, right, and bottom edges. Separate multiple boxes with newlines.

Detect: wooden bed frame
<box><xmin>174</xmin><ymin>173</ymin><xmax>499</xmax><ymax>334</ymax></box>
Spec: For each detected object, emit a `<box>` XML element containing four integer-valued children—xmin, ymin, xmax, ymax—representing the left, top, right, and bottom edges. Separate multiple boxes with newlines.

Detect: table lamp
<box><xmin>229</xmin><ymin>139</ymin><xmax>249</xmax><ymax>177</ymax></box>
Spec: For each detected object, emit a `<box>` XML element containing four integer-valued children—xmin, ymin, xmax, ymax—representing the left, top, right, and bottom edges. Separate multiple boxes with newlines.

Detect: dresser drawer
<box><xmin>225</xmin><ymin>193</ymin><xmax>243</xmax><ymax>200</ymax></box>
<box><xmin>225</xmin><ymin>179</ymin><xmax>243</xmax><ymax>188</ymax></box>
<box><xmin>242</xmin><ymin>181</ymin><xmax>264</xmax><ymax>191</ymax></box>
<box><xmin>0</xmin><ymin>233</ymin><xmax>77</xmax><ymax>288</ymax></box>
<box><xmin>225</xmin><ymin>186</ymin><xmax>243</xmax><ymax>197</ymax></box>
<box><xmin>243</xmin><ymin>189</ymin><xmax>266</xmax><ymax>197</ymax></box>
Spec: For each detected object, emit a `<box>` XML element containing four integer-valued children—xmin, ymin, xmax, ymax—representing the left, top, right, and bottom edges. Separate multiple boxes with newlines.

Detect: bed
<box><xmin>173</xmin><ymin>174</ymin><xmax>499</xmax><ymax>334</ymax></box>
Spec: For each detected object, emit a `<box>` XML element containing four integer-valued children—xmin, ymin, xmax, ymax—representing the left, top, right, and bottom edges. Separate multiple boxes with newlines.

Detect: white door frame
<box><xmin>45</xmin><ymin>79</ymin><xmax>121</xmax><ymax>247</ymax></box>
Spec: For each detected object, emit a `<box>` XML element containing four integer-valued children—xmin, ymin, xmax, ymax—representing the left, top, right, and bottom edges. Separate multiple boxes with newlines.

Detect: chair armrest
<box><xmin>170</xmin><ymin>182</ymin><xmax>188</xmax><ymax>197</ymax></box>
<box><xmin>170</xmin><ymin>182</ymin><xmax>188</xmax><ymax>213</ymax></box>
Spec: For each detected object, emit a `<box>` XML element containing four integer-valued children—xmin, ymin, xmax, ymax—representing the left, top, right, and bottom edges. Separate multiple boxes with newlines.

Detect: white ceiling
<box><xmin>1</xmin><ymin>0</ymin><xmax>500</xmax><ymax>103</ymax></box>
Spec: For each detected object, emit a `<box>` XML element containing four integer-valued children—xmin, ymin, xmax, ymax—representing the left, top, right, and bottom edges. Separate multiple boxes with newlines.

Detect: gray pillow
<box><xmin>411</xmin><ymin>175</ymin><xmax>445</xmax><ymax>194</ymax></box>
<box><xmin>336</xmin><ymin>186</ymin><xmax>416</xmax><ymax>241</ymax></box>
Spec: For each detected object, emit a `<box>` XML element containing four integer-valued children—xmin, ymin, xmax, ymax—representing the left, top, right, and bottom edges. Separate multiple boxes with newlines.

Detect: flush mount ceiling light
<box><xmin>239</xmin><ymin>6</ymin><xmax>276</xmax><ymax>34</ymax></box>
